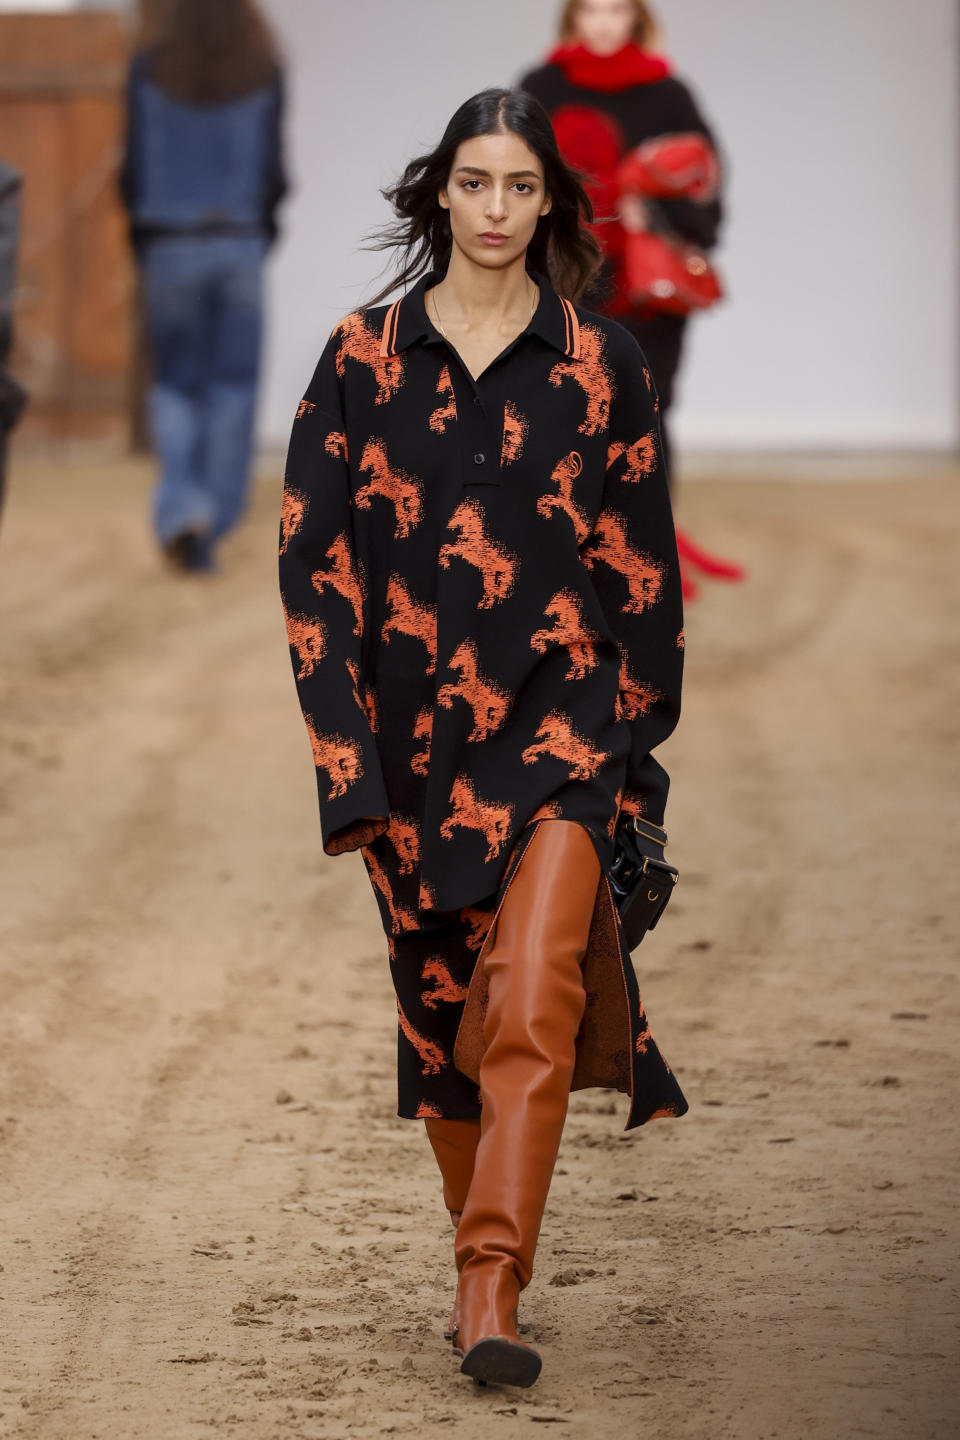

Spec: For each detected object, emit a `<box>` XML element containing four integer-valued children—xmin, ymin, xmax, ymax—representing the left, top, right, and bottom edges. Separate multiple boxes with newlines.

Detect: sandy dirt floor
<box><xmin>0</xmin><ymin>455</ymin><xmax>957</xmax><ymax>1440</ymax></box>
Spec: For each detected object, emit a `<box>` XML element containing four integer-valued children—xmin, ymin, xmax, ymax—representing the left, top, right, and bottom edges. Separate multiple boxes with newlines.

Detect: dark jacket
<box><xmin>119</xmin><ymin>51</ymin><xmax>287</xmax><ymax>252</ymax></box>
<box><xmin>278</xmin><ymin>271</ymin><xmax>683</xmax><ymax>918</ymax></box>
<box><xmin>521</xmin><ymin>48</ymin><xmax>723</xmax><ymax>315</ymax></box>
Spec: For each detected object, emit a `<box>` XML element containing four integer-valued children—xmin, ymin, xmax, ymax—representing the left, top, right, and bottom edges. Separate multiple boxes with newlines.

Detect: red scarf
<box><xmin>548</xmin><ymin>41</ymin><xmax>670</xmax><ymax>92</ymax></box>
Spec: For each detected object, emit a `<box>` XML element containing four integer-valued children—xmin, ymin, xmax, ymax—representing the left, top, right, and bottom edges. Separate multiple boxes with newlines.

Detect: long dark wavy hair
<box><xmin>144</xmin><ymin>0</ymin><xmax>281</xmax><ymax>105</ymax></box>
<box><xmin>365</xmin><ymin>89</ymin><xmax>603</xmax><ymax>306</ymax></box>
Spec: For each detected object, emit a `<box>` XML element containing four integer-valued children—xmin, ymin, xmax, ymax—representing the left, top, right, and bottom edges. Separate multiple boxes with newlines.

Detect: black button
<box><xmin>473</xmin><ymin>452</ymin><xmax>485</xmax><ymax>465</ymax></box>
<box><xmin>473</xmin><ymin>396</ymin><xmax>482</xmax><ymax>406</ymax></box>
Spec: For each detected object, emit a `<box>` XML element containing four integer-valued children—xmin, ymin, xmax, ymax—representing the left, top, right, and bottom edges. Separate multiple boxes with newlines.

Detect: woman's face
<box><xmin>571</xmin><ymin>0</ymin><xmax>637</xmax><ymax>55</ymax></box>
<box><xmin>439</xmin><ymin>131</ymin><xmax>551</xmax><ymax>272</ymax></box>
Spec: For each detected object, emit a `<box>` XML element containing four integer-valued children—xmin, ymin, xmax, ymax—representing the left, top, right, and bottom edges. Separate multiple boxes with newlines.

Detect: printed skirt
<box><xmin>361</xmin><ymin>812</ymin><xmax>688</xmax><ymax>1130</ymax></box>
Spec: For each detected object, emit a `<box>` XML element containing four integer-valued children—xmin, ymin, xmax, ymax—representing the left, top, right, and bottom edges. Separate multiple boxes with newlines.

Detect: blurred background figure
<box><xmin>521</xmin><ymin>0</ymin><xmax>744</xmax><ymax>599</ymax></box>
<box><xmin>0</xmin><ymin>153</ymin><xmax>26</xmax><ymax>522</ymax></box>
<box><xmin>119</xmin><ymin>0</ymin><xmax>287</xmax><ymax>573</ymax></box>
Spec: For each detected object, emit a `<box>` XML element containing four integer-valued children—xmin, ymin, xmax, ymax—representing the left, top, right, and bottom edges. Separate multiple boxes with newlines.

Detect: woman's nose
<box><xmin>485</xmin><ymin>190</ymin><xmax>508</xmax><ymax>222</ymax></box>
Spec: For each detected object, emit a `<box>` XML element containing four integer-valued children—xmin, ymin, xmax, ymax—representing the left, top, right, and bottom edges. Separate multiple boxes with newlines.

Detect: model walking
<box><xmin>522</xmin><ymin>0</ymin><xmax>745</xmax><ymax>598</ymax></box>
<box><xmin>120</xmin><ymin>0</ymin><xmax>287</xmax><ymax>572</ymax></box>
<box><xmin>279</xmin><ymin>87</ymin><xmax>686</xmax><ymax>1387</ymax></box>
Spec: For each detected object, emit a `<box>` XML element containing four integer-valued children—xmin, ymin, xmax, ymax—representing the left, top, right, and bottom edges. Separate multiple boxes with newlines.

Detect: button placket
<box><xmin>459</xmin><ymin>373</ymin><xmax>500</xmax><ymax>488</ymax></box>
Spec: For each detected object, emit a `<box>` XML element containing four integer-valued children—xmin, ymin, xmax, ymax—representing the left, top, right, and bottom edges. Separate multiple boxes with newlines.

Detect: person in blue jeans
<box><xmin>120</xmin><ymin>0</ymin><xmax>287</xmax><ymax>571</ymax></box>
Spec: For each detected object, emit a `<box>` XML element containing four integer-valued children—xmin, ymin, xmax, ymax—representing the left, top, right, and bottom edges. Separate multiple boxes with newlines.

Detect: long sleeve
<box><xmin>279</xmin><ymin>334</ymin><xmax>390</xmax><ymax>856</ymax></box>
<box><xmin>582</xmin><ymin>333</ymin><xmax>684</xmax><ymax>830</ymax></box>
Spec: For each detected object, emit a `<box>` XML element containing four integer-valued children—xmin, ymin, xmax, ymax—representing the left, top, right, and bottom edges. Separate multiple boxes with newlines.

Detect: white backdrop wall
<box><xmin>257</xmin><ymin>0</ymin><xmax>959</xmax><ymax>451</ymax></box>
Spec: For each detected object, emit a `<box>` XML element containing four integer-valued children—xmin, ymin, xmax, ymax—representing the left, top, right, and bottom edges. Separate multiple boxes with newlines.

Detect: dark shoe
<box><xmin>163</xmin><ymin>531</ymin><xmax>214</xmax><ymax>573</ymax></box>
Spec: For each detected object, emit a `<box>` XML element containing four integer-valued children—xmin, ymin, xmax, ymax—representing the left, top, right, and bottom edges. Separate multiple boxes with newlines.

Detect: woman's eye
<box><xmin>514</xmin><ymin>183</ymin><xmax>533</xmax><ymax>194</ymax></box>
<box><xmin>462</xmin><ymin>180</ymin><xmax>483</xmax><ymax>191</ymax></box>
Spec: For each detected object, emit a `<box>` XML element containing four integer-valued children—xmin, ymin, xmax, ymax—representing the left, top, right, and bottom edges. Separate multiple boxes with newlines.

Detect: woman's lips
<box><xmin>479</xmin><ymin>232</ymin><xmax>508</xmax><ymax>247</ymax></box>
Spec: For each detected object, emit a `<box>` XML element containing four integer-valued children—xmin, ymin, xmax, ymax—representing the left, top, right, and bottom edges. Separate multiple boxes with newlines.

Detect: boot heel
<box><xmin>460</xmin><ymin>1336</ymin><xmax>542</xmax><ymax>1388</ymax></box>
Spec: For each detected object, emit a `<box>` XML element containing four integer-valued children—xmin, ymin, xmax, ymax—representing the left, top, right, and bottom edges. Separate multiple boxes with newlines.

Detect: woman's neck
<box><xmin>432</xmin><ymin>250</ymin><xmax>535</xmax><ymax>332</ymax></box>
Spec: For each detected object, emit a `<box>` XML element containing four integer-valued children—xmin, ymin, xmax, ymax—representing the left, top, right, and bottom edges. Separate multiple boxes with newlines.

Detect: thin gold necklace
<box><xmin>430</xmin><ymin>281</ymin><xmax>538</xmax><ymax>341</ymax></box>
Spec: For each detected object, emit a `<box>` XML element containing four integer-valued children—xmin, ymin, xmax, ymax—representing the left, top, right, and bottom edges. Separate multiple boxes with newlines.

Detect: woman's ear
<box><xmin>540</xmin><ymin>195</ymin><xmax>553</xmax><ymax>217</ymax></box>
<box><xmin>438</xmin><ymin>186</ymin><xmax>450</xmax><ymax>212</ymax></box>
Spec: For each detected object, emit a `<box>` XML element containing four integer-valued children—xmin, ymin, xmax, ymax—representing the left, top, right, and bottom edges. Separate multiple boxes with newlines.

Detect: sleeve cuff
<box><xmin>323</xmin><ymin>815</ymin><xmax>389</xmax><ymax>856</ymax></box>
<box><xmin>315</xmin><ymin>739</ymin><xmax>390</xmax><ymax>857</ymax></box>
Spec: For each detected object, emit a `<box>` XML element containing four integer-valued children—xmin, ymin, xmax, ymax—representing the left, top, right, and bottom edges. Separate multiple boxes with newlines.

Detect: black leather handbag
<box><xmin>608</xmin><ymin>815</ymin><xmax>679</xmax><ymax>953</ymax></box>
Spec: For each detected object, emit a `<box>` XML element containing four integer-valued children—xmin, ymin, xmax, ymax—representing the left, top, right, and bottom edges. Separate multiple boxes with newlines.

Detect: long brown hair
<box><xmin>364</xmin><ymin>89</ymin><xmax>603</xmax><ymax>307</ymax></box>
<box><xmin>144</xmin><ymin>0</ymin><xmax>281</xmax><ymax>104</ymax></box>
<box><xmin>558</xmin><ymin>0</ymin><xmax>661</xmax><ymax>49</ymax></box>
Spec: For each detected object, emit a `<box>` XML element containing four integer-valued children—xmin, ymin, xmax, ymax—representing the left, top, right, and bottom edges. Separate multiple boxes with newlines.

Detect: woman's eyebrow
<box><xmin>454</xmin><ymin>166</ymin><xmax>542</xmax><ymax>181</ymax></box>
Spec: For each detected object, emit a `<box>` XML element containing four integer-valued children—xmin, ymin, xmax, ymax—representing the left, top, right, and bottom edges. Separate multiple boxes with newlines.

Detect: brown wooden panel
<box><xmin>63</xmin><ymin>95</ymin><xmax>132</xmax><ymax>379</ymax></box>
<box><xmin>0</xmin><ymin>13</ymin><xmax>135</xmax><ymax>443</ymax></box>
<box><xmin>0</xmin><ymin>13</ymin><xmax>129</xmax><ymax>92</ymax></box>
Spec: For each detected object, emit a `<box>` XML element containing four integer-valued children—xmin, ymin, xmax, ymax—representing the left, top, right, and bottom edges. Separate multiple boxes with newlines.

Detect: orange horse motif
<box><xmin>325</xmin><ymin>429</ymin><xmax>348</xmax><ymax>461</ymax></box>
<box><xmin>537</xmin><ymin>451</ymin><xmax>590</xmax><ymax>542</ymax></box>
<box><xmin>356</xmin><ymin>438</ymin><xmax>423</xmax><ymax>538</ymax></box>
<box><xmin>460</xmin><ymin>905</ymin><xmax>493</xmax><ymax>951</ymax></box>
<box><xmin>548</xmin><ymin>323</ymin><xmax>613</xmax><ymax>436</ymax></box>
<box><xmin>521</xmin><ymin>710</ymin><xmax>610</xmax><ymax>781</ymax></box>
<box><xmin>440</xmin><ymin>774</ymin><xmax>514</xmax><ymax>861</ymax></box>
<box><xmin>334</xmin><ymin>311</ymin><xmax>405</xmax><ymax>405</ymax></box>
<box><xmin>284</xmin><ymin>608</ymin><xmax>327</xmax><ymax>680</ymax></box>
<box><xmin>280</xmin><ymin>487</ymin><xmax>307</xmax><ymax>556</ymax></box>
<box><xmin>386</xmin><ymin>813</ymin><xmax>420</xmax><ymax>875</ymax></box>
<box><xmin>383</xmin><ymin>574</ymin><xmax>437</xmax><ymax>674</ymax></box>
<box><xmin>500</xmin><ymin>400</ymin><xmax>528</xmax><ymax>464</ymax></box>
<box><xmin>616</xmin><ymin>653</ymin><xmax>661</xmax><ymax>720</ymax></box>
<box><xmin>619</xmin><ymin>792</ymin><xmax>646</xmax><ymax>818</ymax></box>
<box><xmin>530</xmin><ymin>588</ymin><xmax>600</xmax><ymax>680</ymax></box>
<box><xmin>411</xmin><ymin>705</ymin><xmax>433</xmax><ymax>777</ymax></box>
<box><xmin>311</xmin><ymin>533</ymin><xmax>365</xmax><ymax>635</ymax></box>
<box><xmin>304</xmin><ymin>717</ymin><xmax>365</xmax><ymax>800</ymax></box>
<box><xmin>429</xmin><ymin>365</ymin><xmax>458</xmax><ymax>434</ymax></box>
<box><xmin>606</xmin><ymin>431</ymin><xmax>657</xmax><ymax>481</ymax></box>
<box><xmin>439</xmin><ymin>500</ymin><xmax>518</xmax><ymax>609</ymax></box>
<box><xmin>422</xmin><ymin>955</ymin><xmax>469</xmax><ymax>1009</ymax></box>
<box><xmin>529</xmin><ymin>799</ymin><xmax>564</xmax><ymax>823</ymax></box>
<box><xmin>581</xmin><ymin>510</ymin><xmax>664</xmax><ymax>615</ymax></box>
<box><xmin>437</xmin><ymin>638</ymin><xmax>511</xmax><ymax>741</ymax></box>
<box><xmin>365</xmin><ymin>848</ymin><xmax>418</xmax><ymax>933</ymax></box>
<box><xmin>419</xmin><ymin>877</ymin><xmax>437</xmax><ymax>911</ymax></box>
<box><xmin>397</xmin><ymin>1000</ymin><xmax>447</xmax><ymax>1075</ymax></box>
<box><xmin>346</xmin><ymin>657</ymin><xmax>378</xmax><ymax>732</ymax></box>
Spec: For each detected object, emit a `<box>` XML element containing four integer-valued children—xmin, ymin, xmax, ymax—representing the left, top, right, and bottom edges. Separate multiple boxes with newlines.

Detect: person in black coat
<box><xmin>522</xmin><ymin>0</ymin><xmax>745</xmax><ymax>596</ymax></box>
<box><xmin>279</xmin><ymin>87</ymin><xmax>686</xmax><ymax>1388</ymax></box>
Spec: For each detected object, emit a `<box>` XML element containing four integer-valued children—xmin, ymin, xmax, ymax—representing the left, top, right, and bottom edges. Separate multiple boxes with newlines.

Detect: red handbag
<box><xmin>618</xmin><ymin>132</ymin><xmax>721</xmax><ymax>203</ymax></box>
<box><xmin>622</xmin><ymin>228</ymin><xmax>722</xmax><ymax>314</ymax></box>
<box><xmin>616</xmin><ymin>132</ymin><xmax>723</xmax><ymax>315</ymax></box>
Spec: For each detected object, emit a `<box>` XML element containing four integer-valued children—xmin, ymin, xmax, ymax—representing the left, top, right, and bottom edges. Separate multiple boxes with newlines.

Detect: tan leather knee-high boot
<box><xmin>423</xmin><ymin>1117</ymin><xmax>481</xmax><ymax>1341</ymax></box>
<box><xmin>452</xmin><ymin>820</ymin><xmax>600</xmax><ymax>1387</ymax></box>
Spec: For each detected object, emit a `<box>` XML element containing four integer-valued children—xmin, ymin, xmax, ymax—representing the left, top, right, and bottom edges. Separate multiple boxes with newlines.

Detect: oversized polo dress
<box><xmin>279</xmin><ymin>270</ymin><xmax>688</xmax><ymax>1130</ymax></box>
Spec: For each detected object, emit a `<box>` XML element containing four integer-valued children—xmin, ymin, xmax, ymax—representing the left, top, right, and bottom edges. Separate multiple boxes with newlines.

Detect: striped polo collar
<box><xmin>379</xmin><ymin>269</ymin><xmax>582</xmax><ymax>361</ymax></box>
